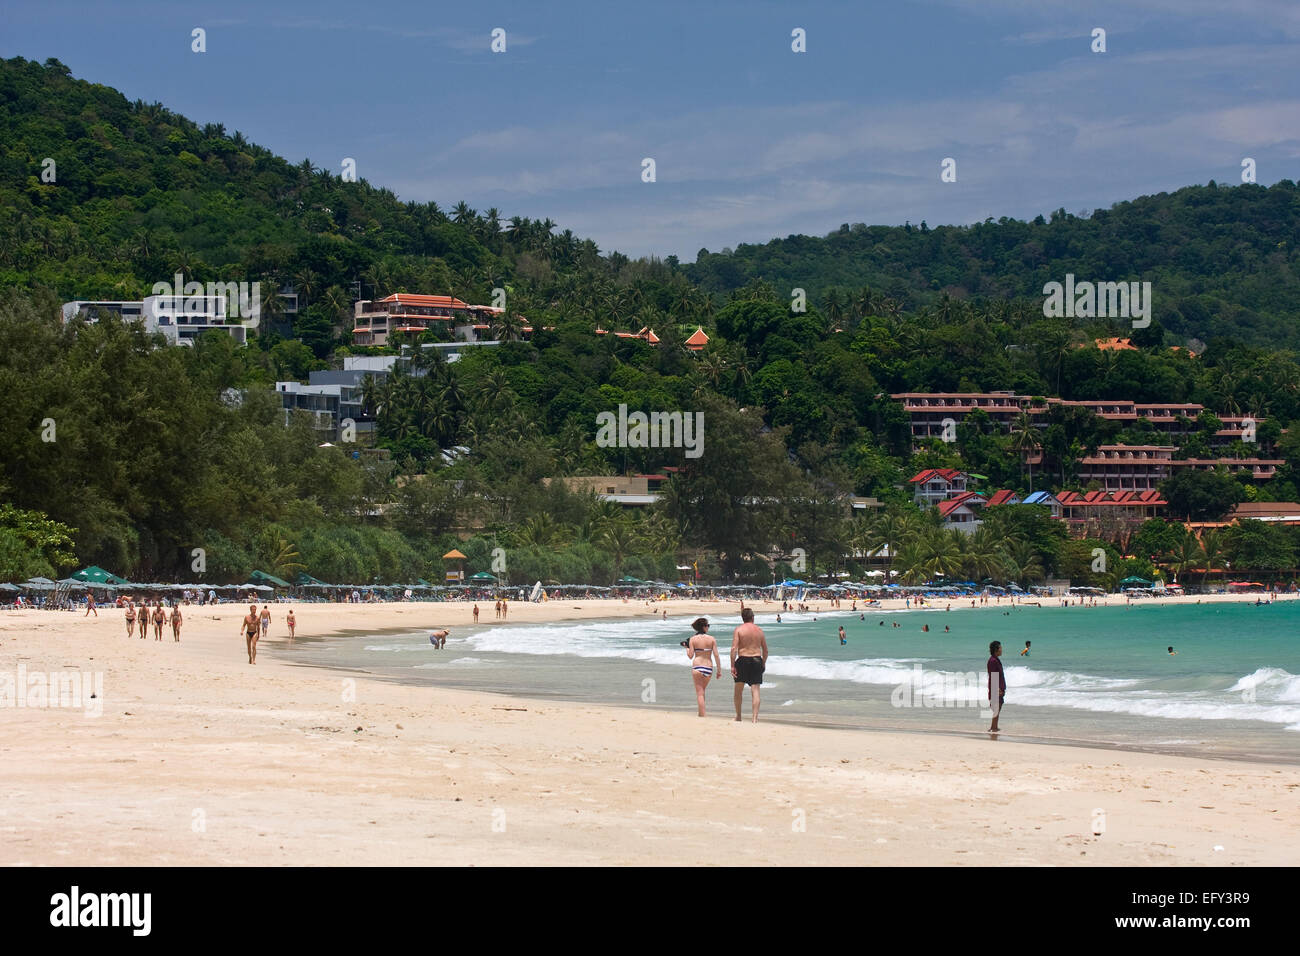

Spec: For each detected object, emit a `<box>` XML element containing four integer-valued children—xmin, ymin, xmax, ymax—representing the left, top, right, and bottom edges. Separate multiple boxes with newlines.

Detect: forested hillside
<box><xmin>4</xmin><ymin>55</ymin><xmax>1300</xmax><ymax>587</ymax></box>
<box><xmin>688</xmin><ymin>184</ymin><xmax>1300</xmax><ymax>349</ymax></box>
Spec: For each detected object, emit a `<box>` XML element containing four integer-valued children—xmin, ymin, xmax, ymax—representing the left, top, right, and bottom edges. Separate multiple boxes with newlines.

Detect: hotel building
<box><xmin>351</xmin><ymin>294</ymin><xmax>504</xmax><ymax>347</ymax></box>
<box><xmin>62</xmin><ymin>294</ymin><xmax>254</xmax><ymax>345</ymax></box>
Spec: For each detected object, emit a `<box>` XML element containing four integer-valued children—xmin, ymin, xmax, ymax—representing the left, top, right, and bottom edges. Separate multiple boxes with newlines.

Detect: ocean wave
<box><xmin>458</xmin><ymin>618</ymin><xmax>1300</xmax><ymax>729</ymax></box>
<box><xmin>1228</xmin><ymin>667</ymin><xmax>1300</xmax><ymax>702</ymax></box>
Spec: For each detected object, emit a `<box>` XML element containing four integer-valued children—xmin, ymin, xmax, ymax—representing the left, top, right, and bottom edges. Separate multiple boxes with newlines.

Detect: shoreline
<box><xmin>277</xmin><ymin>615</ymin><xmax>1300</xmax><ymax>769</ymax></box>
<box><xmin>2</xmin><ymin>596</ymin><xmax>1297</xmax><ymax>865</ymax></box>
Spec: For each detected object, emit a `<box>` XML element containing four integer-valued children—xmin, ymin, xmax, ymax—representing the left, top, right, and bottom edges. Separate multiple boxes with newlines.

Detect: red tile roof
<box><xmin>937</xmin><ymin>492</ymin><xmax>986</xmax><ymax>517</ymax></box>
<box><xmin>382</xmin><ymin>293</ymin><xmax>467</xmax><ymax>307</ymax></box>
<box><xmin>909</xmin><ymin>468</ymin><xmax>968</xmax><ymax>484</ymax></box>
<box><xmin>986</xmin><ymin>489</ymin><xmax>1019</xmax><ymax>506</ymax></box>
<box><xmin>1057</xmin><ymin>490</ymin><xmax>1167</xmax><ymax>507</ymax></box>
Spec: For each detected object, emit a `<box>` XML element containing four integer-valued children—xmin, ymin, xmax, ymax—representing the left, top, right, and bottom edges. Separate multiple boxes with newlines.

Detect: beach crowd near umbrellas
<box><xmin>2</xmin><ymin>565</ymin><xmax>1068</xmax><ymax>609</ymax></box>
<box><xmin>4</xmin><ymin>565</ymin><xmax>1283</xmax><ymax>611</ymax></box>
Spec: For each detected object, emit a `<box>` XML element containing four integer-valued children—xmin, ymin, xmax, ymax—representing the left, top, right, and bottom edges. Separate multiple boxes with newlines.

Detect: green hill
<box><xmin>687</xmin><ymin>185</ymin><xmax>1300</xmax><ymax>350</ymax></box>
<box><xmin>4</xmin><ymin>54</ymin><xmax>1300</xmax><ymax>586</ymax></box>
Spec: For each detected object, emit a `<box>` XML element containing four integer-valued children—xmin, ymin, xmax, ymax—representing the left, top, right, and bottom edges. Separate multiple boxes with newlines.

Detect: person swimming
<box><xmin>1020</xmin><ymin>641</ymin><xmax>1031</xmax><ymax>657</ymax></box>
<box><xmin>1168</xmin><ymin>646</ymin><xmax>1177</xmax><ymax>655</ymax></box>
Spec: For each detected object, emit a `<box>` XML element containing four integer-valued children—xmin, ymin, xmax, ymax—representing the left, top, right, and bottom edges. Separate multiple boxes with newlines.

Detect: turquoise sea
<box><xmin>279</xmin><ymin>600</ymin><xmax>1300</xmax><ymax>763</ymax></box>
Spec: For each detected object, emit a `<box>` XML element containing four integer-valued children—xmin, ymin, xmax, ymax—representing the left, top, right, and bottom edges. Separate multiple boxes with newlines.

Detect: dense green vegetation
<box><xmin>4</xmin><ymin>55</ymin><xmax>1300</xmax><ymax>586</ymax></box>
<box><xmin>688</xmin><ymin>187</ymin><xmax>1300</xmax><ymax>351</ymax></box>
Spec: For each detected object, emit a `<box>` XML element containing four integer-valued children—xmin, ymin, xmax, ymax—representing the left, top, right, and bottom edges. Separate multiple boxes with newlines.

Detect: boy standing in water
<box><xmin>987</xmin><ymin>641</ymin><xmax>1006</xmax><ymax>732</ymax></box>
<box><xmin>1020</xmin><ymin>641</ymin><xmax>1031</xmax><ymax>657</ymax></box>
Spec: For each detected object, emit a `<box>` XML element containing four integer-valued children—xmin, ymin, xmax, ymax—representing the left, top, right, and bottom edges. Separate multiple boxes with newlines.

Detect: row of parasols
<box><xmin>2</xmin><ymin>566</ymin><xmax>513</xmax><ymax>595</ymax></box>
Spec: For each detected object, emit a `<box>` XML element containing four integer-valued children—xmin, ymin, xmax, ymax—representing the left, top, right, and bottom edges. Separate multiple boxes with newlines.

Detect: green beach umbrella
<box><xmin>72</xmin><ymin>565</ymin><xmax>130</xmax><ymax>585</ymax></box>
<box><xmin>247</xmin><ymin>570</ymin><xmax>291</xmax><ymax>588</ymax></box>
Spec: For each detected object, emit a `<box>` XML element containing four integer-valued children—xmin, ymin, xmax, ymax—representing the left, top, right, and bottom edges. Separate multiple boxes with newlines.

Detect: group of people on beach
<box><xmin>123</xmin><ymin>599</ymin><xmax>183</xmax><ymax>642</ymax></box>
<box><xmin>681</xmin><ymin>602</ymin><xmax>1011</xmax><ymax>732</ymax></box>
<box><xmin>239</xmin><ymin>605</ymin><xmax>295</xmax><ymax>664</ymax></box>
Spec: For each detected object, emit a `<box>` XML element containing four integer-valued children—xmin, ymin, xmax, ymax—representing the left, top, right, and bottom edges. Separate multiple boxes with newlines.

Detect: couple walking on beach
<box><xmin>684</xmin><ymin>606</ymin><xmax>768</xmax><ymax>722</ymax></box>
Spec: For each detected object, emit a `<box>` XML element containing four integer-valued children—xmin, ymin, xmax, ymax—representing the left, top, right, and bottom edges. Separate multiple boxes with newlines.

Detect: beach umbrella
<box><xmin>0</xmin><ymin>583</ymin><xmax>18</xmax><ymax>591</ymax></box>
<box><xmin>59</xmin><ymin>577</ymin><xmax>117</xmax><ymax>590</ymax></box>
<box><xmin>469</xmin><ymin>571</ymin><xmax>497</xmax><ymax>581</ymax></box>
<box><xmin>248</xmin><ymin>570</ymin><xmax>291</xmax><ymax>588</ymax></box>
<box><xmin>1118</xmin><ymin>576</ymin><xmax>1152</xmax><ymax>586</ymax></box>
<box><xmin>71</xmin><ymin>565</ymin><xmax>130</xmax><ymax>585</ymax></box>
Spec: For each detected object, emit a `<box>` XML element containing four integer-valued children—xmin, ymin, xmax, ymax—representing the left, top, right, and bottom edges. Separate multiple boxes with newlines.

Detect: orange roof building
<box><xmin>1094</xmin><ymin>337</ymin><xmax>1137</xmax><ymax>351</ymax></box>
<box><xmin>685</xmin><ymin>327</ymin><xmax>710</xmax><ymax>351</ymax></box>
<box><xmin>352</xmin><ymin>294</ymin><xmax>504</xmax><ymax>346</ymax></box>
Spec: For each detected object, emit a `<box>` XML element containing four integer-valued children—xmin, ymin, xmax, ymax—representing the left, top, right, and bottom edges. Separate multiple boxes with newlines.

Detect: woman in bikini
<box><xmin>153</xmin><ymin>602</ymin><xmax>165</xmax><ymax>641</ymax></box>
<box><xmin>170</xmin><ymin>603</ymin><xmax>183</xmax><ymax>642</ymax></box>
<box><xmin>125</xmin><ymin>601</ymin><xmax>136</xmax><ymax>638</ymax></box>
<box><xmin>685</xmin><ymin>617</ymin><xmax>720</xmax><ymax>718</ymax></box>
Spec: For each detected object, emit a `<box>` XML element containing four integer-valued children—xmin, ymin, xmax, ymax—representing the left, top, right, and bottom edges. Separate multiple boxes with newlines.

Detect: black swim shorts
<box><xmin>734</xmin><ymin>656</ymin><xmax>764</xmax><ymax>685</ymax></box>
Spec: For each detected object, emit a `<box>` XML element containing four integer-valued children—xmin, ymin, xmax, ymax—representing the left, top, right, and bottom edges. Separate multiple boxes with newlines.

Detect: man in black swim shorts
<box><xmin>730</xmin><ymin>606</ymin><xmax>769</xmax><ymax>723</ymax></box>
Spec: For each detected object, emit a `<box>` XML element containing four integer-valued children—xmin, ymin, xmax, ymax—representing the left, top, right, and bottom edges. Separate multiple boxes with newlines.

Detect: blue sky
<box><xmin>3</xmin><ymin>0</ymin><xmax>1298</xmax><ymax>258</ymax></box>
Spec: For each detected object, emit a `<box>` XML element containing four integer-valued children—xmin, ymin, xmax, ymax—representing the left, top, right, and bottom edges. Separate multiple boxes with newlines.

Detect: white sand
<box><xmin>0</xmin><ymin>595</ymin><xmax>1295</xmax><ymax>866</ymax></box>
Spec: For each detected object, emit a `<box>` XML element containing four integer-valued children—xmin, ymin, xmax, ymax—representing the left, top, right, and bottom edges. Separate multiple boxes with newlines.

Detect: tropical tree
<box><xmin>597</xmin><ymin>520</ymin><xmax>638</xmax><ymax>584</ymax></box>
<box><xmin>1009</xmin><ymin>411</ymin><xmax>1042</xmax><ymax>490</ymax></box>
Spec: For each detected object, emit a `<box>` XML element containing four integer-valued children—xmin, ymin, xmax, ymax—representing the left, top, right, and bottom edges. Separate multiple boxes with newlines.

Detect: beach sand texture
<box><xmin>1</xmin><ymin>597</ymin><xmax>1296</xmax><ymax>866</ymax></box>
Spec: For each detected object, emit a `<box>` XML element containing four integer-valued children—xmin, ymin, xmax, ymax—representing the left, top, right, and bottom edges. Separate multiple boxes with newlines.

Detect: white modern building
<box><xmin>62</xmin><ymin>293</ymin><xmax>256</xmax><ymax>346</ymax></box>
<box><xmin>276</xmin><ymin>380</ymin><xmax>366</xmax><ymax>439</ymax></box>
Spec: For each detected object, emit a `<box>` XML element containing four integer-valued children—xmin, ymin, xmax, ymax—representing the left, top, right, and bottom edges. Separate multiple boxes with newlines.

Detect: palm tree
<box><xmin>823</xmin><ymin>288</ymin><xmax>843</xmax><ymax>328</ymax></box>
<box><xmin>918</xmin><ymin>527</ymin><xmax>962</xmax><ymax>581</ymax></box>
<box><xmin>598</xmin><ymin>521</ymin><xmax>638</xmax><ymax>584</ymax></box>
<box><xmin>1165</xmin><ymin>531</ymin><xmax>1202</xmax><ymax>586</ymax></box>
<box><xmin>1001</xmin><ymin>539</ymin><xmax>1045</xmax><ymax>586</ymax></box>
<box><xmin>358</xmin><ymin>374</ymin><xmax>385</xmax><ymax>419</ymax></box>
<box><xmin>1199</xmin><ymin>529</ymin><xmax>1226</xmax><ymax>589</ymax></box>
<box><xmin>1009</xmin><ymin>411</ymin><xmax>1043</xmax><ymax>490</ymax></box>
<box><xmin>451</xmin><ymin>201</ymin><xmax>476</xmax><ymax>226</ymax></box>
<box><xmin>515</xmin><ymin>513</ymin><xmax>567</xmax><ymax>550</ymax></box>
<box><xmin>268</xmin><ymin>538</ymin><xmax>306</xmax><ymax>580</ymax></box>
<box><xmin>293</xmin><ymin>268</ymin><xmax>319</xmax><ymax>306</ymax></box>
<box><xmin>697</xmin><ymin>351</ymin><xmax>727</xmax><ymax>388</ymax></box>
<box><xmin>861</xmin><ymin>510</ymin><xmax>914</xmax><ymax>583</ymax></box>
<box><xmin>962</xmin><ymin>526</ymin><xmax>1006</xmax><ymax>584</ymax></box>
<box><xmin>491</xmin><ymin>312</ymin><xmax>526</xmax><ymax>342</ymax></box>
<box><xmin>363</xmin><ymin>262</ymin><xmax>392</xmax><ymax>300</ymax></box>
<box><xmin>258</xmin><ymin>285</ymin><xmax>285</xmax><ymax>329</ymax></box>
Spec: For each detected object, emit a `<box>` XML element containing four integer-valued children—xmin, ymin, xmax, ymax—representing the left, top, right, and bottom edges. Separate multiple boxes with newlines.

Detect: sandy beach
<box><xmin>1</xmin><ymin>594</ymin><xmax>1296</xmax><ymax>866</ymax></box>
